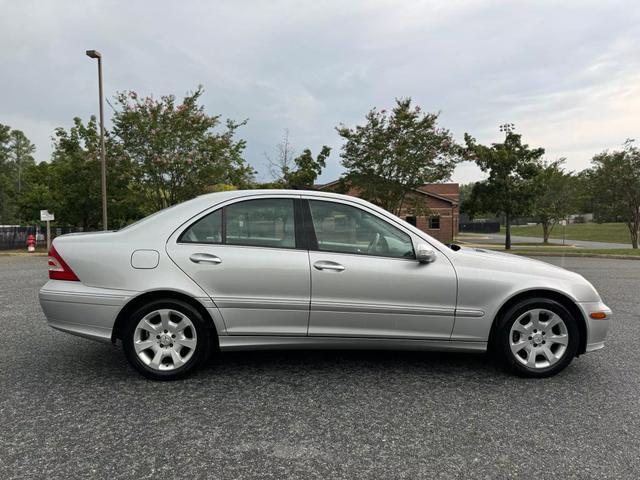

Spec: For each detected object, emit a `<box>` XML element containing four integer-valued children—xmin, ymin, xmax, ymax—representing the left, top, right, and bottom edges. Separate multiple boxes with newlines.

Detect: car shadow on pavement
<box><xmin>36</xmin><ymin>336</ymin><xmax>510</xmax><ymax>381</ymax></box>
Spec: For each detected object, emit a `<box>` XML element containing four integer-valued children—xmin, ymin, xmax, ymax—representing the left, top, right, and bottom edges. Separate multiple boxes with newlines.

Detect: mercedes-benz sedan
<box><xmin>39</xmin><ymin>190</ymin><xmax>611</xmax><ymax>380</ymax></box>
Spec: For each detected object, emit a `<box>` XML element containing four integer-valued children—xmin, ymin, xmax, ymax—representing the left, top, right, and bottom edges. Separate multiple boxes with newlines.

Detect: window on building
<box><xmin>429</xmin><ymin>215</ymin><xmax>441</xmax><ymax>229</ymax></box>
<box><xmin>405</xmin><ymin>216</ymin><xmax>417</xmax><ymax>227</ymax></box>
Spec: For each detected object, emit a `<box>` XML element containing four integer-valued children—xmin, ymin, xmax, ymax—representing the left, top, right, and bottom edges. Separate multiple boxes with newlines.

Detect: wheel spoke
<box><xmin>531</xmin><ymin>309</ymin><xmax>543</xmax><ymax>329</ymax></box>
<box><xmin>170</xmin><ymin>348</ymin><xmax>185</xmax><ymax>368</ymax></box>
<box><xmin>510</xmin><ymin>339</ymin><xmax>528</xmax><ymax>355</ymax></box>
<box><xmin>526</xmin><ymin>347</ymin><xmax>537</xmax><ymax>367</ymax></box>
<box><xmin>140</xmin><ymin>318</ymin><xmax>159</xmax><ymax>334</ymax></box>
<box><xmin>544</xmin><ymin>314</ymin><xmax>561</xmax><ymax>331</ymax></box>
<box><xmin>174</xmin><ymin>317</ymin><xmax>189</xmax><ymax>334</ymax></box>
<box><xmin>548</xmin><ymin>333</ymin><xmax>568</xmax><ymax>346</ymax></box>
<box><xmin>149</xmin><ymin>348</ymin><xmax>164</xmax><ymax>368</ymax></box>
<box><xmin>134</xmin><ymin>339</ymin><xmax>155</xmax><ymax>353</ymax></box>
<box><xmin>160</xmin><ymin>310</ymin><xmax>171</xmax><ymax>331</ymax></box>
<box><xmin>541</xmin><ymin>345</ymin><xmax>556</xmax><ymax>363</ymax></box>
<box><xmin>174</xmin><ymin>337</ymin><xmax>197</xmax><ymax>350</ymax></box>
<box><xmin>512</xmin><ymin>322</ymin><xmax>532</xmax><ymax>335</ymax></box>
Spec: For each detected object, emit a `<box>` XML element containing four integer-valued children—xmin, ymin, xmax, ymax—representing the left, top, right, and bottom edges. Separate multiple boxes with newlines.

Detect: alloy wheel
<box><xmin>509</xmin><ymin>308</ymin><xmax>569</xmax><ymax>369</ymax></box>
<box><xmin>133</xmin><ymin>309</ymin><xmax>198</xmax><ymax>371</ymax></box>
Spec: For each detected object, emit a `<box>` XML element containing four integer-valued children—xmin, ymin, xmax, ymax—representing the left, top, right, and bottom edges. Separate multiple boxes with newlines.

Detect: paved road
<box><xmin>463</xmin><ymin>232</ymin><xmax>632</xmax><ymax>249</ymax></box>
<box><xmin>1</xmin><ymin>256</ymin><xmax>639</xmax><ymax>479</ymax></box>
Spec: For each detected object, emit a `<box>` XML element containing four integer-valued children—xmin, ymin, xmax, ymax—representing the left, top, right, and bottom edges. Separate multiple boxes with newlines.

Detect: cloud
<box><xmin>1</xmin><ymin>0</ymin><xmax>638</xmax><ymax>185</ymax></box>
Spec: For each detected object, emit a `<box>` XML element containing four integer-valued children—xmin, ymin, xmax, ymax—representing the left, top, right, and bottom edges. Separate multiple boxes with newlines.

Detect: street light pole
<box><xmin>86</xmin><ymin>49</ymin><xmax>108</xmax><ymax>231</ymax></box>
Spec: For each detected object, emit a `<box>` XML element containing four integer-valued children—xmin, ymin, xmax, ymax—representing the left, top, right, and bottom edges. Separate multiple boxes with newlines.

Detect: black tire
<box><xmin>122</xmin><ymin>299</ymin><xmax>214</xmax><ymax>380</ymax></box>
<box><xmin>494</xmin><ymin>297</ymin><xmax>580</xmax><ymax>378</ymax></box>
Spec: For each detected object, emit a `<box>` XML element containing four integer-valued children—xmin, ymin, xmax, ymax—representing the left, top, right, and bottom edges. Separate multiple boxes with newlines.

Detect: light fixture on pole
<box><xmin>499</xmin><ymin>123</ymin><xmax>516</xmax><ymax>136</ymax></box>
<box><xmin>86</xmin><ymin>49</ymin><xmax>108</xmax><ymax>231</ymax></box>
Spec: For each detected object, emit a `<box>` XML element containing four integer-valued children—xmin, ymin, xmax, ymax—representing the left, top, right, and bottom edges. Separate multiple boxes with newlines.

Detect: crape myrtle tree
<box><xmin>463</xmin><ymin>131</ymin><xmax>544</xmax><ymax>250</ymax></box>
<box><xmin>112</xmin><ymin>86</ymin><xmax>255</xmax><ymax>212</ymax></box>
<box><xmin>532</xmin><ymin>159</ymin><xmax>576</xmax><ymax>243</ymax></box>
<box><xmin>587</xmin><ymin>140</ymin><xmax>640</xmax><ymax>248</ymax></box>
<box><xmin>336</xmin><ymin>98</ymin><xmax>460</xmax><ymax>216</ymax></box>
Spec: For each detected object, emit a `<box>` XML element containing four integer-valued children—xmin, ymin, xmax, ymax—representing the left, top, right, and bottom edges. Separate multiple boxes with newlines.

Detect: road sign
<box><xmin>40</xmin><ymin>210</ymin><xmax>55</xmax><ymax>222</ymax></box>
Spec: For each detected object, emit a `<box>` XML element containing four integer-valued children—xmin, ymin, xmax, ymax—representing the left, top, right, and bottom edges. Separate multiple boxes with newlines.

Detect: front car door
<box><xmin>304</xmin><ymin>197</ymin><xmax>457</xmax><ymax>340</ymax></box>
<box><xmin>166</xmin><ymin>195</ymin><xmax>311</xmax><ymax>335</ymax></box>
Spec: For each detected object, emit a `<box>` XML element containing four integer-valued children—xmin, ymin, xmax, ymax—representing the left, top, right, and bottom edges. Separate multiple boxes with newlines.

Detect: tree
<box><xmin>9</xmin><ymin>130</ymin><xmax>36</xmax><ymax>195</ymax></box>
<box><xmin>0</xmin><ymin>124</ymin><xmax>14</xmax><ymax>224</ymax></box>
<box><xmin>336</xmin><ymin>98</ymin><xmax>460</xmax><ymax>215</ymax></box>
<box><xmin>0</xmin><ymin>124</ymin><xmax>36</xmax><ymax>224</ymax></box>
<box><xmin>41</xmin><ymin>117</ymin><xmax>140</xmax><ymax>229</ymax></box>
<box><xmin>266</xmin><ymin>130</ymin><xmax>331</xmax><ymax>188</ymax></box>
<box><xmin>286</xmin><ymin>146</ymin><xmax>331</xmax><ymax>187</ymax></box>
<box><xmin>112</xmin><ymin>87</ymin><xmax>255</xmax><ymax>211</ymax></box>
<box><xmin>587</xmin><ymin>140</ymin><xmax>640</xmax><ymax>248</ymax></box>
<box><xmin>266</xmin><ymin>129</ymin><xmax>296</xmax><ymax>183</ymax></box>
<box><xmin>532</xmin><ymin>159</ymin><xmax>575</xmax><ymax>243</ymax></box>
<box><xmin>464</xmin><ymin>131</ymin><xmax>544</xmax><ymax>249</ymax></box>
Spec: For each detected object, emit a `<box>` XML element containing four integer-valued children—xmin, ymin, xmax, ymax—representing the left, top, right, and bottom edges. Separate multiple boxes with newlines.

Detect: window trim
<box><xmin>302</xmin><ymin>199</ymin><xmax>416</xmax><ymax>261</ymax></box>
<box><xmin>177</xmin><ymin>208</ymin><xmax>223</xmax><ymax>245</ymax></box>
<box><xmin>429</xmin><ymin>215</ymin><xmax>441</xmax><ymax>230</ymax></box>
<box><xmin>177</xmin><ymin>197</ymin><xmax>301</xmax><ymax>251</ymax></box>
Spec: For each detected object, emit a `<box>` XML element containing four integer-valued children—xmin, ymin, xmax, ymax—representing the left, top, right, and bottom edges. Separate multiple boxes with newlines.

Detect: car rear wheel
<box><xmin>122</xmin><ymin>299</ymin><xmax>212</xmax><ymax>380</ymax></box>
<box><xmin>496</xmin><ymin>298</ymin><xmax>579</xmax><ymax>378</ymax></box>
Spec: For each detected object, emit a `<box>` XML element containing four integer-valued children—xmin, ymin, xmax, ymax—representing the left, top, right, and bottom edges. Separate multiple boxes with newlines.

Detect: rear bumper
<box><xmin>577</xmin><ymin>301</ymin><xmax>612</xmax><ymax>353</ymax></box>
<box><xmin>39</xmin><ymin>280</ymin><xmax>135</xmax><ymax>343</ymax></box>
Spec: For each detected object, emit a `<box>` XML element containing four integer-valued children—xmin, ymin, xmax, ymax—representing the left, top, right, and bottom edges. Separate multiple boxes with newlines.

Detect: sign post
<box><xmin>40</xmin><ymin>210</ymin><xmax>55</xmax><ymax>251</ymax></box>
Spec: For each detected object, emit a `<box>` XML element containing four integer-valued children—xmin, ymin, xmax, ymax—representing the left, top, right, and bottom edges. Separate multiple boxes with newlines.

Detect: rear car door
<box><xmin>304</xmin><ymin>197</ymin><xmax>457</xmax><ymax>340</ymax></box>
<box><xmin>166</xmin><ymin>195</ymin><xmax>311</xmax><ymax>335</ymax></box>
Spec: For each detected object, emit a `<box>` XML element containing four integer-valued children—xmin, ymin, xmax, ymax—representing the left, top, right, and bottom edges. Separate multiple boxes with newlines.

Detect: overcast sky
<box><xmin>2</xmin><ymin>0</ymin><xmax>639</xmax><ymax>184</ymax></box>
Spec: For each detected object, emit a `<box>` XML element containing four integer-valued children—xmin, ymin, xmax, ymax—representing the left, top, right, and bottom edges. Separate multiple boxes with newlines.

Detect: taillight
<box><xmin>48</xmin><ymin>245</ymin><xmax>80</xmax><ymax>281</ymax></box>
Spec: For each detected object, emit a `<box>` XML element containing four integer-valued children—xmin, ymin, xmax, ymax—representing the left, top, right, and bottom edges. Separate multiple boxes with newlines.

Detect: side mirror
<box><xmin>416</xmin><ymin>243</ymin><xmax>437</xmax><ymax>263</ymax></box>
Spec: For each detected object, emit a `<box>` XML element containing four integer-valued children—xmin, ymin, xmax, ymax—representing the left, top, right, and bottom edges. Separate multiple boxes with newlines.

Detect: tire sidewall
<box><xmin>496</xmin><ymin>298</ymin><xmax>579</xmax><ymax>378</ymax></box>
<box><xmin>123</xmin><ymin>299</ymin><xmax>212</xmax><ymax>380</ymax></box>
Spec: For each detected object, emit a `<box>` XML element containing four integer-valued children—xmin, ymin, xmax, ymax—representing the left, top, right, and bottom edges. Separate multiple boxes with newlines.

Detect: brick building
<box><xmin>318</xmin><ymin>181</ymin><xmax>460</xmax><ymax>243</ymax></box>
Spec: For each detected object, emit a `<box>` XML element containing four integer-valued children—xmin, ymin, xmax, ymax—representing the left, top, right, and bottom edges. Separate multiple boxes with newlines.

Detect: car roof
<box><xmin>120</xmin><ymin>189</ymin><xmax>447</xmax><ymax>251</ymax></box>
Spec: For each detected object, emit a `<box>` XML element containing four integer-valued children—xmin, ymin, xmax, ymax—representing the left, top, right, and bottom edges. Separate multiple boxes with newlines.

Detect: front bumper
<box><xmin>577</xmin><ymin>301</ymin><xmax>612</xmax><ymax>353</ymax></box>
<box><xmin>39</xmin><ymin>280</ymin><xmax>135</xmax><ymax>343</ymax></box>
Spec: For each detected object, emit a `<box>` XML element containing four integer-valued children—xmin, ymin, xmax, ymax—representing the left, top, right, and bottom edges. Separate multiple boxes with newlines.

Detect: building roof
<box><xmin>317</xmin><ymin>180</ymin><xmax>459</xmax><ymax>206</ymax></box>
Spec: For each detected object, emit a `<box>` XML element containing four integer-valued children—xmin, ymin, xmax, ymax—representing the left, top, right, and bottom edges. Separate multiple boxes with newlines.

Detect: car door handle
<box><xmin>313</xmin><ymin>261</ymin><xmax>345</xmax><ymax>272</ymax></box>
<box><xmin>189</xmin><ymin>253</ymin><xmax>222</xmax><ymax>265</ymax></box>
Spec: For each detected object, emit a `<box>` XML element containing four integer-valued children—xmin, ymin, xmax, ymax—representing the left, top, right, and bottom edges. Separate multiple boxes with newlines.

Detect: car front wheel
<box><xmin>122</xmin><ymin>299</ymin><xmax>213</xmax><ymax>380</ymax></box>
<box><xmin>496</xmin><ymin>298</ymin><xmax>579</xmax><ymax>378</ymax></box>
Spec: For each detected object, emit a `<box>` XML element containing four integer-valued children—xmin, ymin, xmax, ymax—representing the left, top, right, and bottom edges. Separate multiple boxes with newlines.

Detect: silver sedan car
<box><xmin>39</xmin><ymin>190</ymin><xmax>611</xmax><ymax>380</ymax></box>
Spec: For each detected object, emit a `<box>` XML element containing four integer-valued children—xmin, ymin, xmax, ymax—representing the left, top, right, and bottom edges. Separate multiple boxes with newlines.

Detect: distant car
<box><xmin>39</xmin><ymin>190</ymin><xmax>611</xmax><ymax>380</ymax></box>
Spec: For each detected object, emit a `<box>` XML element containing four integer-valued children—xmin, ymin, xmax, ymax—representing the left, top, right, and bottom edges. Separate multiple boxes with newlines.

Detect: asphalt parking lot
<box><xmin>1</xmin><ymin>255</ymin><xmax>638</xmax><ymax>479</ymax></box>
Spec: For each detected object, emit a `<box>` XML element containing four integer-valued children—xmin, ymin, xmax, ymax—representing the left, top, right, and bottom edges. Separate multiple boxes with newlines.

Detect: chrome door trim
<box><xmin>214</xmin><ymin>297</ymin><xmax>310</xmax><ymax>311</ymax></box>
<box><xmin>455</xmin><ymin>308</ymin><xmax>485</xmax><ymax>318</ymax></box>
<box><xmin>311</xmin><ymin>301</ymin><xmax>455</xmax><ymax>317</ymax></box>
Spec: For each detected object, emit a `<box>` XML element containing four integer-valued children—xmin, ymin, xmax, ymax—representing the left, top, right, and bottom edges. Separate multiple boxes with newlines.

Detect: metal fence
<box><xmin>0</xmin><ymin>226</ymin><xmax>83</xmax><ymax>250</ymax></box>
<box><xmin>459</xmin><ymin>222</ymin><xmax>500</xmax><ymax>234</ymax></box>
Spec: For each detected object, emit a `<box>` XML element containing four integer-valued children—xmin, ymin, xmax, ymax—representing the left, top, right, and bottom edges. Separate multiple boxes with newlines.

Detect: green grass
<box><xmin>468</xmin><ymin>245</ymin><xmax>640</xmax><ymax>258</ymax></box>
<box><xmin>501</xmin><ymin>222</ymin><xmax>631</xmax><ymax>244</ymax></box>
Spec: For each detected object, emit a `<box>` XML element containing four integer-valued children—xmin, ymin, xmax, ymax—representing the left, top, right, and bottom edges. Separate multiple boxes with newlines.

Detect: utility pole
<box><xmin>498</xmin><ymin>123</ymin><xmax>516</xmax><ymax>250</ymax></box>
<box><xmin>86</xmin><ymin>49</ymin><xmax>108</xmax><ymax>230</ymax></box>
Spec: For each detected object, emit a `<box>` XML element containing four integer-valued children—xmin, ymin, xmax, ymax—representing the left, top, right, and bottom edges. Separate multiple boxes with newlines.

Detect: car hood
<box><xmin>448</xmin><ymin>247</ymin><xmax>602</xmax><ymax>302</ymax></box>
